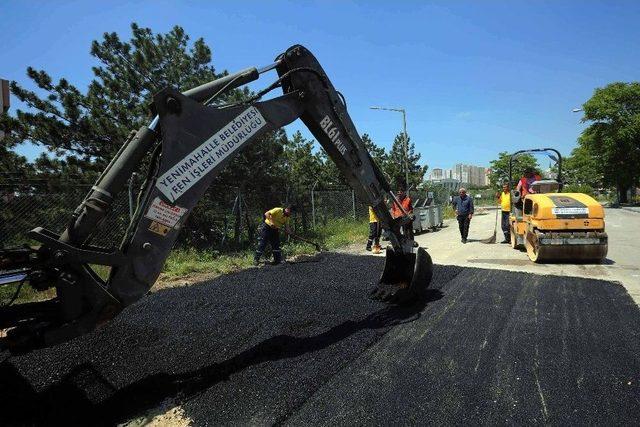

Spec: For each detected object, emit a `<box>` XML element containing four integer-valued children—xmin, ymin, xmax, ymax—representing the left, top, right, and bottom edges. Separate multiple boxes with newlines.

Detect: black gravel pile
<box><xmin>0</xmin><ymin>253</ymin><xmax>454</xmax><ymax>425</ymax></box>
<box><xmin>1</xmin><ymin>253</ymin><xmax>639</xmax><ymax>426</ymax></box>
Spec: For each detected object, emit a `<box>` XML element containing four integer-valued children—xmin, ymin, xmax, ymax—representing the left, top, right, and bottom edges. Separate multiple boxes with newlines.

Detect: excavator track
<box><xmin>525</xmin><ymin>230</ymin><xmax>608</xmax><ymax>263</ymax></box>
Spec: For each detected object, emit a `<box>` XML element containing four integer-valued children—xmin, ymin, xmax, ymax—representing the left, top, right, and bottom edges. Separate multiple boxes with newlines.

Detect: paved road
<box><xmin>2</xmin><ymin>253</ymin><xmax>639</xmax><ymax>425</ymax></box>
<box><xmin>409</xmin><ymin>207</ymin><xmax>640</xmax><ymax>304</ymax></box>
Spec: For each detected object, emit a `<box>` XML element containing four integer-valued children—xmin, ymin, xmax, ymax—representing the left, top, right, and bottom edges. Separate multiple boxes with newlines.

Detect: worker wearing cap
<box><xmin>366</xmin><ymin>206</ymin><xmax>382</xmax><ymax>254</ymax></box>
<box><xmin>497</xmin><ymin>182</ymin><xmax>511</xmax><ymax>243</ymax></box>
<box><xmin>254</xmin><ymin>205</ymin><xmax>296</xmax><ymax>265</ymax></box>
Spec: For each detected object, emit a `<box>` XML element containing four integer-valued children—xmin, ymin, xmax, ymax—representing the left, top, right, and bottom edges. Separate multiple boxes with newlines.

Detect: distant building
<box><xmin>453</xmin><ymin>164</ymin><xmax>488</xmax><ymax>187</ymax></box>
<box><xmin>427</xmin><ymin>168</ymin><xmax>453</xmax><ymax>181</ymax></box>
<box><xmin>428</xmin><ymin>178</ymin><xmax>461</xmax><ymax>192</ymax></box>
<box><xmin>429</xmin><ymin>163</ymin><xmax>489</xmax><ymax>186</ymax></box>
<box><xmin>429</xmin><ymin>168</ymin><xmax>444</xmax><ymax>180</ymax></box>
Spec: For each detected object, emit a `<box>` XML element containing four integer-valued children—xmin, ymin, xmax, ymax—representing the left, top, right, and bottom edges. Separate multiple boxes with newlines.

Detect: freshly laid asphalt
<box><xmin>1</xmin><ymin>252</ymin><xmax>639</xmax><ymax>425</ymax></box>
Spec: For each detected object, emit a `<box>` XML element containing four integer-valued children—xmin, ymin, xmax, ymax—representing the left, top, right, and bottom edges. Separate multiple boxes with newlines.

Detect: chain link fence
<box><xmin>1</xmin><ymin>176</ymin><xmax>455</xmax><ymax>252</ymax></box>
<box><xmin>0</xmin><ymin>181</ymin><xmax>131</xmax><ymax>248</ymax></box>
<box><xmin>0</xmin><ymin>178</ymin><xmax>365</xmax><ymax>251</ymax></box>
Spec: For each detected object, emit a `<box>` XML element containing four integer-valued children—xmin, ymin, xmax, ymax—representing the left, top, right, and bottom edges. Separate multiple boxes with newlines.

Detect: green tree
<box><xmin>385</xmin><ymin>133</ymin><xmax>427</xmax><ymax>189</ymax></box>
<box><xmin>488</xmin><ymin>151</ymin><xmax>539</xmax><ymax>187</ymax></box>
<box><xmin>2</xmin><ymin>24</ymin><xmax>230</xmax><ymax>172</ymax></box>
<box><xmin>577</xmin><ymin>82</ymin><xmax>640</xmax><ymax>203</ymax></box>
<box><xmin>317</xmin><ymin>133</ymin><xmax>388</xmax><ymax>187</ymax></box>
<box><xmin>1</xmin><ymin>23</ymin><xmax>287</xmax><ymax>247</ymax></box>
<box><xmin>362</xmin><ymin>133</ymin><xmax>388</xmax><ymax>170</ymax></box>
<box><xmin>0</xmin><ymin>147</ymin><xmax>35</xmax><ymax>181</ymax></box>
<box><xmin>280</xmin><ymin>131</ymin><xmax>326</xmax><ymax>229</ymax></box>
<box><xmin>562</xmin><ymin>144</ymin><xmax>601</xmax><ymax>190</ymax></box>
<box><xmin>282</xmin><ymin>131</ymin><xmax>324</xmax><ymax>190</ymax></box>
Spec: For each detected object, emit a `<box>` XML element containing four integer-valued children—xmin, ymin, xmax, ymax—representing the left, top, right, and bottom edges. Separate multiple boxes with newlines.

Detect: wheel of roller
<box><xmin>525</xmin><ymin>231</ymin><xmax>608</xmax><ymax>263</ymax></box>
<box><xmin>510</xmin><ymin>225</ymin><xmax>521</xmax><ymax>249</ymax></box>
<box><xmin>525</xmin><ymin>230</ymin><xmax>543</xmax><ymax>262</ymax></box>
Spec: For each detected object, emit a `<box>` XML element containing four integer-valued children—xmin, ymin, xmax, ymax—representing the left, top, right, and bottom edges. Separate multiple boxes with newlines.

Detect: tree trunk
<box><xmin>233</xmin><ymin>192</ymin><xmax>241</xmax><ymax>247</ymax></box>
<box><xmin>618</xmin><ymin>183</ymin><xmax>629</xmax><ymax>204</ymax></box>
<box><xmin>299</xmin><ymin>196</ymin><xmax>309</xmax><ymax>232</ymax></box>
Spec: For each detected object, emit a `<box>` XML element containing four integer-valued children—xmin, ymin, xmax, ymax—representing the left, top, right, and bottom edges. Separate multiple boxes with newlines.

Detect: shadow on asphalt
<box><xmin>124</xmin><ymin>292</ymin><xmax>441</xmax><ymax>424</ymax></box>
<box><xmin>109</xmin><ymin>290</ymin><xmax>442</xmax><ymax>424</ymax></box>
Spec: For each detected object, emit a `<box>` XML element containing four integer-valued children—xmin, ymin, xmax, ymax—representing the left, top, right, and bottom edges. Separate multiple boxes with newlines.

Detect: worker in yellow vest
<box><xmin>497</xmin><ymin>182</ymin><xmax>511</xmax><ymax>243</ymax></box>
<box><xmin>366</xmin><ymin>206</ymin><xmax>382</xmax><ymax>254</ymax></box>
<box><xmin>254</xmin><ymin>205</ymin><xmax>296</xmax><ymax>265</ymax></box>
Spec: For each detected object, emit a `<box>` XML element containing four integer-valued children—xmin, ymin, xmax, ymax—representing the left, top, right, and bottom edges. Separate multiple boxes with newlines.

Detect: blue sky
<box><xmin>2</xmin><ymin>0</ymin><xmax>639</xmax><ymax>170</ymax></box>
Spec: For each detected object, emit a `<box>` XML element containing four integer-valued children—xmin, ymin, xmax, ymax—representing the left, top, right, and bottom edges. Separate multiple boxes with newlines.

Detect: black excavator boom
<box><xmin>0</xmin><ymin>45</ymin><xmax>432</xmax><ymax>353</ymax></box>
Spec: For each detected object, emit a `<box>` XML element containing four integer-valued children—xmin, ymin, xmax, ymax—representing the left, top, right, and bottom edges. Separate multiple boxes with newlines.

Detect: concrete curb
<box><xmin>621</xmin><ymin>206</ymin><xmax>640</xmax><ymax>214</ymax></box>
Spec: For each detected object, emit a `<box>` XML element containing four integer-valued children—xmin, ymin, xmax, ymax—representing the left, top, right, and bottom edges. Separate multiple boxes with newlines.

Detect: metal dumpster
<box><xmin>433</xmin><ymin>205</ymin><xmax>443</xmax><ymax>227</ymax></box>
<box><xmin>412</xmin><ymin>209</ymin><xmax>424</xmax><ymax>233</ymax></box>
<box><xmin>419</xmin><ymin>206</ymin><xmax>433</xmax><ymax>231</ymax></box>
<box><xmin>427</xmin><ymin>206</ymin><xmax>437</xmax><ymax>230</ymax></box>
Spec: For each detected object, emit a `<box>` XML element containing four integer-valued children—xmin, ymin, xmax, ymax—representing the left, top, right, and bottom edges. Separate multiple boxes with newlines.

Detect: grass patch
<box><xmin>163</xmin><ymin>250</ymin><xmax>255</xmax><ymax>279</ymax></box>
<box><xmin>442</xmin><ymin>205</ymin><xmax>456</xmax><ymax>219</ymax></box>
<box><xmin>309</xmin><ymin>217</ymin><xmax>369</xmax><ymax>249</ymax></box>
<box><xmin>0</xmin><ymin>219</ymin><xmax>370</xmax><ymax>303</ymax></box>
<box><xmin>0</xmin><ymin>280</ymin><xmax>55</xmax><ymax>305</ymax></box>
<box><xmin>162</xmin><ymin>218</ymin><xmax>369</xmax><ymax>279</ymax></box>
<box><xmin>90</xmin><ymin>265</ymin><xmax>111</xmax><ymax>281</ymax></box>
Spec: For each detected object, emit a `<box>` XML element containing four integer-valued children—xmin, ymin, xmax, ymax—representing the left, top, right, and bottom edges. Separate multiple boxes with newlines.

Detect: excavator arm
<box><xmin>0</xmin><ymin>45</ymin><xmax>432</xmax><ymax>353</ymax></box>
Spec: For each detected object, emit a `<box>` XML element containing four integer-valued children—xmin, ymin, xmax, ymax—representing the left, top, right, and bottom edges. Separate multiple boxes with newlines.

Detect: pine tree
<box><xmin>1</xmin><ymin>23</ymin><xmax>277</xmax><ymax>185</ymax></box>
<box><xmin>385</xmin><ymin>133</ymin><xmax>427</xmax><ymax>189</ymax></box>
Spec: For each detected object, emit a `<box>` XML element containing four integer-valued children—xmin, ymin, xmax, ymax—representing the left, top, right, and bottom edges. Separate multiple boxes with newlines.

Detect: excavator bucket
<box><xmin>370</xmin><ymin>246</ymin><xmax>434</xmax><ymax>305</ymax></box>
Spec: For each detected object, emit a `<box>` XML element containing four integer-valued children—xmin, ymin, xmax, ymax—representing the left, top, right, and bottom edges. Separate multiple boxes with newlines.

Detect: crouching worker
<box><xmin>254</xmin><ymin>205</ymin><xmax>296</xmax><ymax>265</ymax></box>
<box><xmin>366</xmin><ymin>206</ymin><xmax>382</xmax><ymax>254</ymax></box>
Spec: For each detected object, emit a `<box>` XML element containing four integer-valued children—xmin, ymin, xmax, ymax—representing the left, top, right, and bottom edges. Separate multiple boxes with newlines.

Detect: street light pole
<box><xmin>401</xmin><ymin>109</ymin><xmax>408</xmax><ymax>188</ymax></box>
<box><xmin>370</xmin><ymin>106</ymin><xmax>409</xmax><ymax>187</ymax></box>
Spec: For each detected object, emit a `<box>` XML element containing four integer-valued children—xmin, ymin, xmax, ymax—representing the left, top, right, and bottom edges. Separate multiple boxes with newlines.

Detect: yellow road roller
<box><xmin>509</xmin><ymin>148</ymin><xmax>608</xmax><ymax>263</ymax></box>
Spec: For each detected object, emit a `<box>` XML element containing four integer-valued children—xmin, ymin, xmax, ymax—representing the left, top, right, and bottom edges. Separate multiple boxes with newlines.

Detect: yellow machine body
<box><xmin>510</xmin><ymin>192</ymin><xmax>608</xmax><ymax>262</ymax></box>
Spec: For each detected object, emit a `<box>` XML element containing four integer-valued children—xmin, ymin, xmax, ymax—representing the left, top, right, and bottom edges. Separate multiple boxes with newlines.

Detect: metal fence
<box><xmin>0</xmin><ymin>181</ymin><xmax>132</xmax><ymax>248</ymax></box>
<box><xmin>0</xmin><ymin>179</ymin><xmax>367</xmax><ymax>250</ymax></box>
<box><xmin>1</xmin><ymin>176</ymin><xmax>455</xmax><ymax>252</ymax></box>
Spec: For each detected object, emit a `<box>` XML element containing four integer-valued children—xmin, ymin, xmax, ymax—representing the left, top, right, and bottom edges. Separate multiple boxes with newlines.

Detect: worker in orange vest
<box><xmin>391</xmin><ymin>184</ymin><xmax>414</xmax><ymax>239</ymax></box>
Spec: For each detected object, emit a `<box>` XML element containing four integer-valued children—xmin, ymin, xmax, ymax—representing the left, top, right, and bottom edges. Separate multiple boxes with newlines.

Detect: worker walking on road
<box><xmin>497</xmin><ymin>182</ymin><xmax>511</xmax><ymax>243</ymax></box>
<box><xmin>366</xmin><ymin>206</ymin><xmax>382</xmax><ymax>254</ymax></box>
<box><xmin>254</xmin><ymin>205</ymin><xmax>296</xmax><ymax>265</ymax></box>
<box><xmin>453</xmin><ymin>187</ymin><xmax>474</xmax><ymax>243</ymax></box>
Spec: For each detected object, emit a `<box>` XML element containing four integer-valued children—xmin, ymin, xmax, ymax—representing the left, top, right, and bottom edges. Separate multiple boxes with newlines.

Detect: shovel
<box><xmin>288</xmin><ymin>233</ymin><xmax>324</xmax><ymax>252</ymax></box>
<box><xmin>480</xmin><ymin>208</ymin><xmax>499</xmax><ymax>244</ymax></box>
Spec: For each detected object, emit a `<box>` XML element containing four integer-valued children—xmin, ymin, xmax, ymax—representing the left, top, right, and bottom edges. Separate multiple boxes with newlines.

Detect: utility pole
<box><xmin>370</xmin><ymin>106</ymin><xmax>409</xmax><ymax>186</ymax></box>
